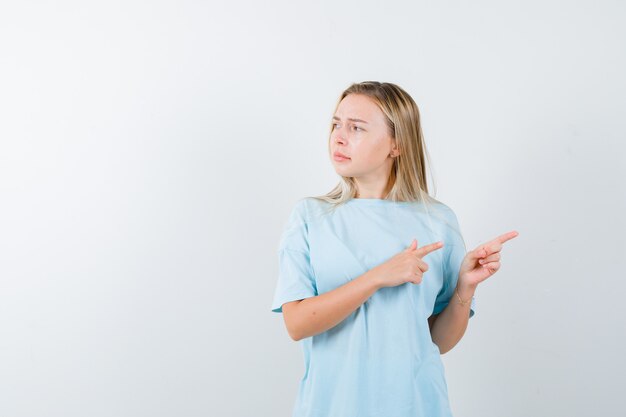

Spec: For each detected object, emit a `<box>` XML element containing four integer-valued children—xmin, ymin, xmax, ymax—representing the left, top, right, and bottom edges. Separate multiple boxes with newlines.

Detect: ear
<box><xmin>390</xmin><ymin>139</ymin><xmax>400</xmax><ymax>157</ymax></box>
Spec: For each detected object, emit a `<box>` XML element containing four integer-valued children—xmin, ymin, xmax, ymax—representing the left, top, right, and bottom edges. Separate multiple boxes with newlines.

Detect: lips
<box><xmin>333</xmin><ymin>151</ymin><xmax>351</xmax><ymax>159</ymax></box>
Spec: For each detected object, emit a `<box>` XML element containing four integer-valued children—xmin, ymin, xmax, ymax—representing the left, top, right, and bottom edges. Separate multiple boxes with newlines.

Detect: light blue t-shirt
<box><xmin>271</xmin><ymin>197</ymin><xmax>476</xmax><ymax>417</ymax></box>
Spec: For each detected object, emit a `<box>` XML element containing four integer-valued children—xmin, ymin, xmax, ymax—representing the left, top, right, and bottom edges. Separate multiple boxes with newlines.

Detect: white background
<box><xmin>1</xmin><ymin>1</ymin><xmax>624</xmax><ymax>416</ymax></box>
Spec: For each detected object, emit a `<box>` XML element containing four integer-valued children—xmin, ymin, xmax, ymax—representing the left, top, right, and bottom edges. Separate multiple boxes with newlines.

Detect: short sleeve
<box><xmin>432</xmin><ymin>209</ymin><xmax>476</xmax><ymax>319</ymax></box>
<box><xmin>270</xmin><ymin>200</ymin><xmax>318</xmax><ymax>313</ymax></box>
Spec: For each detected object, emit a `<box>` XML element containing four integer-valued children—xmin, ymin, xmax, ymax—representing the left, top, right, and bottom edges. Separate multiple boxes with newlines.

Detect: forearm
<box><xmin>430</xmin><ymin>279</ymin><xmax>476</xmax><ymax>354</ymax></box>
<box><xmin>289</xmin><ymin>269</ymin><xmax>382</xmax><ymax>341</ymax></box>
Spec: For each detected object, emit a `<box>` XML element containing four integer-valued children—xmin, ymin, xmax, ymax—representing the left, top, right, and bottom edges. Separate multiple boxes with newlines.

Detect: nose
<box><xmin>332</xmin><ymin>126</ymin><xmax>347</xmax><ymax>144</ymax></box>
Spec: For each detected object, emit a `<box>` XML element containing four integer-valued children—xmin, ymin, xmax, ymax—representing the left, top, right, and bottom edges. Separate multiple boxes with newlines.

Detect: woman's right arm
<box><xmin>282</xmin><ymin>269</ymin><xmax>383</xmax><ymax>341</ymax></box>
<box><xmin>281</xmin><ymin>239</ymin><xmax>443</xmax><ymax>341</ymax></box>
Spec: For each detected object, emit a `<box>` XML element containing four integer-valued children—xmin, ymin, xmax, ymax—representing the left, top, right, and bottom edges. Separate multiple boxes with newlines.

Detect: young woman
<box><xmin>271</xmin><ymin>81</ymin><xmax>518</xmax><ymax>417</ymax></box>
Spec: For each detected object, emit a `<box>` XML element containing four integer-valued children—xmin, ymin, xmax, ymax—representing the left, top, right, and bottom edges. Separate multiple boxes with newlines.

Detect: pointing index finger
<box><xmin>494</xmin><ymin>230</ymin><xmax>519</xmax><ymax>245</ymax></box>
<box><xmin>416</xmin><ymin>241</ymin><xmax>444</xmax><ymax>257</ymax></box>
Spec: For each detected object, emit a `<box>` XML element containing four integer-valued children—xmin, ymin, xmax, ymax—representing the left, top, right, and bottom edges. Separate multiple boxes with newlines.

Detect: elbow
<box><xmin>432</xmin><ymin>340</ymin><xmax>446</xmax><ymax>355</ymax></box>
<box><xmin>288</xmin><ymin>328</ymin><xmax>302</xmax><ymax>341</ymax></box>
<box><xmin>431</xmin><ymin>335</ymin><xmax>450</xmax><ymax>355</ymax></box>
<box><xmin>437</xmin><ymin>342</ymin><xmax>458</xmax><ymax>355</ymax></box>
<box><xmin>284</xmin><ymin>317</ymin><xmax>304</xmax><ymax>341</ymax></box>
<box><xmin>282</xmin><ymin>301</ymin><xmax>306</xmax><ymax>341</ymax></box>
<box><xmin>286</xmin><ymin>321</ymin><xmax>309</xmax><ymax>341</ymax></box>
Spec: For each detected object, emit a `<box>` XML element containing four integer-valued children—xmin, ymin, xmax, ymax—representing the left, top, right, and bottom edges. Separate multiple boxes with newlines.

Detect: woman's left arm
<box><xmin>430</xmin><ymin>230</ymin><xmax>519</xmax><ymax>354</ymax></box>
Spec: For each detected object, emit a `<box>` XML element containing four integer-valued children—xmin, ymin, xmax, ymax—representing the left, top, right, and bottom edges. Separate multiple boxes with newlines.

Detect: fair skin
<box><xmin>282</xmin><ymin>93</ymin><xmax>519</xmax><ymax>354</ymax></box>
<box><xmin>329</xmin><ymin>93</ymin><xmax>398</xmax><ymax>198</ymax></box>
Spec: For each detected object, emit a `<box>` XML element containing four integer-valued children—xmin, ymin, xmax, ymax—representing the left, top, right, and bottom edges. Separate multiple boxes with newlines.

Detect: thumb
<box><xmin>406</xmin><ymin>238</ymin><xmax>417</xmax><ymax>251</ymax></box>
<box><xmin>470</xmin><ymin>246</ymin><xmax>487</xmax><ymax>260</ymax></box>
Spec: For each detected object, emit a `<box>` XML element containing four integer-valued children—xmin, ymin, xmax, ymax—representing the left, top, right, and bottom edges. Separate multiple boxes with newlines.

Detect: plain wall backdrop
<box><xmin>1</xmin><ymin>1</ymin><xmax>624</xmax><ymax>416</ymax></box>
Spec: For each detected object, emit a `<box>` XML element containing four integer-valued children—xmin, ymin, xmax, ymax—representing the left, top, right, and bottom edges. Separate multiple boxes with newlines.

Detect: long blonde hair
<box><xmin>307</xmin><ymin>81</ymin><xmax>464</xmax><ymax>248</ymax></box>
<box><xmin>312</xmin><ymin>81</ymin><xmax>442</xmax><ymax>208</ymax></box>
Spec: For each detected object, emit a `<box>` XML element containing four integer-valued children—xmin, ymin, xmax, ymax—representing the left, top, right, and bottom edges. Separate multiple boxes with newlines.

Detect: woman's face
<box><xmin>329</xmin><ymin>94</ymin><xmax>397</xmax><ymax>180</ymax></box>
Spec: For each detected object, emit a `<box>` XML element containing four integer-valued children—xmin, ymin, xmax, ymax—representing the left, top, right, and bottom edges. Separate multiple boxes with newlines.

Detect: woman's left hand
<box><xmin>458</xmin><ymin>230</ymin><xmax>519</xmax><ymax>288</ymax></box>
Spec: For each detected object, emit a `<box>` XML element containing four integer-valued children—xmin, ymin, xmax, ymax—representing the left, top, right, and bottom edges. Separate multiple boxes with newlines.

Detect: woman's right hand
<box><xmin>371</xmin><ymin>239</ymin><xmax>444</xmax><ymax>289</ymax></box>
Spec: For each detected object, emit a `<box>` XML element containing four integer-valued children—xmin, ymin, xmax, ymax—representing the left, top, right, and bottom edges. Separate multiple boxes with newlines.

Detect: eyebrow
<box><xmin>332</xmin><ymin>115</ymin><xmax>369</xmax><ymax>124</ymax></box>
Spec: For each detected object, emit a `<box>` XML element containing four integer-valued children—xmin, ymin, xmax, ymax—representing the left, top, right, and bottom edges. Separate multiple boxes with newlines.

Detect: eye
<box><xmin>331</xmin><ymin>123</ymin><xmax>363</xmax><ymax>131</ymax></box>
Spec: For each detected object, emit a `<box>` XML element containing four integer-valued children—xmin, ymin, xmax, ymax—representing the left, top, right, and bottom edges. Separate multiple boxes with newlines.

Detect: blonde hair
<box><xmin>312</xmin><ymin>81</ymin><xmax>441</xmax><ymax>205</ymax></box>
<box><xmin>308</xmin><ymin>81</ymin><xmax>464</xmax><ymax>245</ymax></box>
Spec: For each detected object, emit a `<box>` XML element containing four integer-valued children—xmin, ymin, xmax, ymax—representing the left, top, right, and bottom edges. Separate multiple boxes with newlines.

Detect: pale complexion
<box><xmin>330</xmin><ymin>93</ymin><xmax>398</xmax><ymax>198</ymax></box>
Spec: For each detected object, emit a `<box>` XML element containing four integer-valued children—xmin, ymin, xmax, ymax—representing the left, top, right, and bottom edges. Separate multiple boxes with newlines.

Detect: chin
<box><xmin>332</xmin><ymin>165</ymin><xmax>353</xmax><ymax>176</ymax></box>
<box><xmin>337</xmin><ymin>171</ymin><xmax>358</xmax><ymax>179</ymax></box>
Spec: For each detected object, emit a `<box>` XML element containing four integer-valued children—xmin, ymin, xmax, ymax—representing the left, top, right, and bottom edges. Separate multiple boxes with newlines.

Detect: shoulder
<box><xmin>436</xmin><ymin>202</ymin><xmax>461</xmax><ymax>225</ymax></box>
<box><xmin>417</xmin><ymin>199</ymin><xmax>463</xmax><ymax>245</ymax></box>
<box><xmin>283</xmin><ymin>198</ymin><xmax>308</xmax><ymax>228</ymax></box>
<box><xmin>413</xmin><ymin>200</ymin><xmax>460</xmax><ymax>229</ymax></box>
<box><xmin>296</xmin><ymin>197</ymin><xmax>334</xmax><ymax>225</ymax></box>
<box><xmin>433</xmin><ymin>202</ymin><xmax>465</xmax><ymax>248</ymax></box>
<box><xmin>421</xmin><ymin>197</ymin><xmax>454</xmax><ymax>216</ymax></box>
<box><xmin>419</xmin><ymin>198</ymin><xmax>458</xmax><ymax>222</ymax></box>
<box><xmin>283</xmin><ymin>197</ymin><xmax>325</xmax><ymax>227</ymax></box>
<box><xmin>278</xmin><ymin>199</ymin><xmax>311</xmax><ymax>252</ymax></box>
